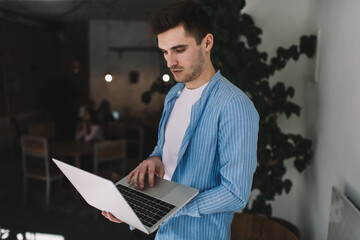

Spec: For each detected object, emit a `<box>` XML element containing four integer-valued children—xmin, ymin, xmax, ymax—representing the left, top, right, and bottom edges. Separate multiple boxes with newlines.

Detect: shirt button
<box><xmin>177</xmin><ymin>91</ymin><xmax>181</xmax><ymax>95</ymax></box>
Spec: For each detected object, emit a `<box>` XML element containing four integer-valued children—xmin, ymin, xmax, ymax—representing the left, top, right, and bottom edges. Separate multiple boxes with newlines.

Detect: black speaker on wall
<box><xmin>129</xmin><ymin>71</ymin><xmax>139</xmax><ymax>84</ymax></box>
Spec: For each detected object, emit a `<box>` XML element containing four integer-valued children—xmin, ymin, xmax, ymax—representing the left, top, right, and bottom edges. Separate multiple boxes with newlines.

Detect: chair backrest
<box><xmin>125</xmin><ymin>124</ymin><xmax>144</xmax><ymax>143</ymax></box>
<box><xmin>123</xmin><ymin>123</ymin><xmax>144</xmax><ymax>162</ymax></box>
<box><xmin>94</xmin><ymin>140</ymin><xmax>126</xmax><ymax>174</ymax></box>
<box><xmin>20</xmin><ymin>135</ymin><xmax>50</xmax><ymax>178</ymax></box>
<box><xmin>105</xmin><ymin>121</ymin><xmax>144</xmax><ymax>162</ymax></box>
<box><xmin>28</xmin><ymin>121</ymin><xmax>55</xmax><ymax>140</ymax></box>
<box><xmin>105</xmin><ymin>121</ymin><xmax>125</xmax><ymax>139</ymax></box>
<box><xmin>231</xmin><ymin>213</ymin><xmax>298</xmax><ymax>240</ymax></box>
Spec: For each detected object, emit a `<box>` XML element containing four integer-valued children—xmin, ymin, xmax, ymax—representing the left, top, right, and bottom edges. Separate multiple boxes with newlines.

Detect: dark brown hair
<box><xmin>149</xmin><ymin>0</ymin><xmax>211</xmax><ymax>45</ymax></box>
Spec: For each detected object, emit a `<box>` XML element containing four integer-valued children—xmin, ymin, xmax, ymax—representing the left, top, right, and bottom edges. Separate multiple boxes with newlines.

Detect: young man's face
<box><xmin>158</xmin><ymin>24</ymin><xmax>206</xmax><ymax>85</ymax></box>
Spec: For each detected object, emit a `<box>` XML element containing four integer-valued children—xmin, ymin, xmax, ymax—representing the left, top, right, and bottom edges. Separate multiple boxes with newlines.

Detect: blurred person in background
<box><xmin>97</xmin><ymin>99</ymin><xmax>115</xmax><ymax>131</ymax></box>
<box><xmin>78</xmin><ymin>99</ymin><xmax>95</xmax><ymax>120</ymax></box>
<box><xmin>75</xmin><ymin>107</ymin><xmax>104</xmax><ymax>143</ymax></box>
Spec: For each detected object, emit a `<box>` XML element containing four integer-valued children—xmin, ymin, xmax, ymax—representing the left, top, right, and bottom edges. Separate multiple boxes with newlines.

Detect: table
<box><xmin>50</xmin><ymin>140</ymin><xmax>94</xmax><ymax>202</ymax></box>
<box><xmin>51</xmin><ymin>140</ymin><xmax>93</xmax><ymax>168</ymax></box>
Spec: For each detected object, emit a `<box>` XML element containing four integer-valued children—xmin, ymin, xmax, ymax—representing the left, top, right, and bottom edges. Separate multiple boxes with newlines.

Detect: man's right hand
<box><xmin>127</xmin><ymin>156</ymin><xmax>164</xmax><ymax>189</ymax></box>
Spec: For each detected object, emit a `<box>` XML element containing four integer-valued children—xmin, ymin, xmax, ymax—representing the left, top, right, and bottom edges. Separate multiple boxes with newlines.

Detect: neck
<box><xmin>185</xmin><ymin>63</ymin><xmax>216</xmax><ymax>90</ymax></box>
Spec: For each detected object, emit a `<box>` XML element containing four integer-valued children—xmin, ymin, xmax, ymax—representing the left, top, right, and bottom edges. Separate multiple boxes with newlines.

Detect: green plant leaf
<box><xmin>141</xmin><ymin>91</ymin><xmax>151</xmax><ymax>104</ymax></box>
<box><xmin>283</xmin><ymin>179</ymin><xmax>293</xmax><ymax>194</ymax></box>
<box><xmin>287</xmin><ymin>87</ymin><xmax>295</xmax><ymax>98</ymax></box>
<box><xmin>300</xmin><ymin>35</ymin><xmax>317</xmax><ymax>58</ymax></box>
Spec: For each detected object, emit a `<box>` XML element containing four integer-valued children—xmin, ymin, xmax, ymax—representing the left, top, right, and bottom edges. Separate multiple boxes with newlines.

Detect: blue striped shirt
<box><xmin>150</xmin><ymin>71</ymin><xmax>259</xmax><ymax>239</ymax></box>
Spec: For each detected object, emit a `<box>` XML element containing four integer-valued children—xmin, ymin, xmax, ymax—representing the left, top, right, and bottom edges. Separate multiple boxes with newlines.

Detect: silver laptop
<box><xmin>52</xmin><ymin>158</ymin><xmax>198</xmax><ymax>234</ymax></box>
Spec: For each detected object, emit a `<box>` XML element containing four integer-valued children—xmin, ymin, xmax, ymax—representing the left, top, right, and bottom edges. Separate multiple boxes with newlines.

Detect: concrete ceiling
<box><xmin>0</xmin><ymin>0</ymin><xmax>181</xmax><ymax>23</ymax></box>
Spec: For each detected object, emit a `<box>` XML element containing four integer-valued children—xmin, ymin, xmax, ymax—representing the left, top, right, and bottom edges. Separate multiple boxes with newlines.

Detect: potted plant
<box><xmin>142</xmin><ymin>0</ymin><xmax>315</xmax><ymax>220</ymax></box>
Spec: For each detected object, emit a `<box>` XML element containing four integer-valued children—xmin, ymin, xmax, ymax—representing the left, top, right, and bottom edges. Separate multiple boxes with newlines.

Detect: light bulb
<box><xmin>162</xmin><ymin>74</ymin><xmax>170</xmax><ymax>82</ymax></box>
<box><xmin>105</xmin><ymin>74</ymin><xmax>113</xmax><ymax>82</ymax></box>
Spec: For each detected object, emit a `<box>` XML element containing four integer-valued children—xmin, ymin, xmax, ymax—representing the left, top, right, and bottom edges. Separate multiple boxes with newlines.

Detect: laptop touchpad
<box><xmin>118</xmin><ymin>176</ymin><xmax>178</xmax><ymax>199</ymax></box>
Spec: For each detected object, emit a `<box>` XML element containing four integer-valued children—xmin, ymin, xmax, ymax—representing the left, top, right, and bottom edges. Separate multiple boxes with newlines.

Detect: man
<box><xmin>103</xmin><ymin>1</ymin><xmax>259</xmax><ymax>239</ymax></box>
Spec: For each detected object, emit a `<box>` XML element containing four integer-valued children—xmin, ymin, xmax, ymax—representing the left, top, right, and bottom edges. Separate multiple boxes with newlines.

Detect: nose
<box><xmin>165</xmin><ymin>53</ymin><xmax>178</xmax><ymax>69</ymax></box>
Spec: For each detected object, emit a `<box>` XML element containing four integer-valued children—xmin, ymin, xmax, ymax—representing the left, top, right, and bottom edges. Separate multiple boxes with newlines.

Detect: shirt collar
<box><xmin>168</xmin><ymin>70</ymin><xmax>222</xmax><ymax>100</ymax></box>
<box><xmin>201</xmin><ymin>70</ymin><xmax>221</xmax><ymax>97</ymax></box>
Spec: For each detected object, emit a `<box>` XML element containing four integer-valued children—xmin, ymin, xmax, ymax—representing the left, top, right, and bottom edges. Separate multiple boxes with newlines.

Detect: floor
<box><xmin>0</xmin><ymin>152</ymin><xmax>131</xmax><ymax>240</ymax></box>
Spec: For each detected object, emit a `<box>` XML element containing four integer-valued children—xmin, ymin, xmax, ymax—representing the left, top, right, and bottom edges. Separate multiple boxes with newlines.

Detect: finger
<box><xmin>133</xmin><ymin>168</ymin><xmax>140</xmax><ymax>188</ymax></box>
<box><xmin>127</xmin><ymin>173</ymin><xmax>132</xmax><ymax>184</ymax></box>
<box><xmin>157</xmin><ymin>164</ymin><xmax>165</xmax><ymax>178</ymax></box>
<box><xmin>102</xmin><ymin>211</ymin><xmax>108</xmax><ymax>219</ymax></box>
<box><xmin>104</xmin><ymin>212</ymin><xmax>112</xmax><ymax>220</ymax></box>
<box><xmin>138</xmin><ymin>163</ymin><xmax>148</xmax><ymax>189</ymax></box>
<box><xmin>107</xmin><ymin>212</ymin><xmax>123</xmax><ymax>224</ymax></box>
<box><xmin>127</xmin><ymin>168</ymin><xmax>136</xmax><ymax>184</ymax></box>
<box><xmin>147</xmin><ymin>164</ymin><xmax>156</xmax><ymax>187</ymax></box>
<box><xmin>129</xmin><ymin>164</ymin><xmax>141</xmax><ymax>185</ymax></box>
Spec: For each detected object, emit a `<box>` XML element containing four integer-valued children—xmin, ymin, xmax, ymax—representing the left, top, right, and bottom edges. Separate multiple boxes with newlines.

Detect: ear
<box><xmin>203</xmin><ymin>33</ymin><xmax>214</xmax><ymax>52</ymax></box>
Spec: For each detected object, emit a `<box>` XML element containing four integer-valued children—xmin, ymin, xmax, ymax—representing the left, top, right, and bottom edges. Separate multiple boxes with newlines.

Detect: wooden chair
<box><xmin>92</xmin><ymin>140</ymin><xmax>126</xmax><ymax>220</ymax></box>
<box><xmin>105</xmin><ymin>121</ymin><xmax>125</xmax><ymax>139</ymax></box>
<box><xmin>125</xmin><ymin>123</ymin><xmax>144</xmax><ymax>165</ymax></box>
<box><xmin>105</xmin><ymin>121</ymin><xmax>144</xmax><ymax>173</ymax></box>
<box><xmin>28</xmin><ymin>121</ymin><xmax>55</xmax><ymax>141</ymax></box>
<box><xmin>20</xmin><ymin>135</ymin><xmax>62</xmax><ymax>209</ymax></box>
<box><xmin>93</xmin><ymin>140</ymin><xmax>127</xmax><ymax>181</ymax></box>
<box><xmin>231</xmin><ymin>213</ymin><xmax>299</xmax><ymax>240</ymax></box>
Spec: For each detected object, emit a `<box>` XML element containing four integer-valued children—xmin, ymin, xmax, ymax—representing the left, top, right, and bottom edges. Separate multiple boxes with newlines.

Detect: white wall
<box><xmin>89</xmin><ymin>20</ymin><xmax>165</xmax><ymax>120</ymax></box>
<box><xmin>304</xmin><ymin>0</ymin><xmax>360</xmax><ymax>239</ymax></box>
<box><xmin>245</xmin><ymin>0</ymin><xmax>360</xmax><ymax>239</ymax></box>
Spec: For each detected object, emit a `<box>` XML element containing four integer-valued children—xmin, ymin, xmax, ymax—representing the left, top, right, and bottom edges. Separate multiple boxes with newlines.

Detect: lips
<box><xmin>171</xmin><ymin>69</ymin><xmax>182</xmax><ymax>75</ymax></box>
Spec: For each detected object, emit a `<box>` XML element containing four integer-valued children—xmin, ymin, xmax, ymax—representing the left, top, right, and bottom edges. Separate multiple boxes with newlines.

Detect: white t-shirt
<box><xmin>162</xmin><ymin>82</ymin><xmax>208</xmax><ymax>180</ymax></box>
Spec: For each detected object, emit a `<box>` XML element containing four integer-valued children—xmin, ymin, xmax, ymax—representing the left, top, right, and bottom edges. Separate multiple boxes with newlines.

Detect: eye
<box><xmin>175</xmin><ymin>48</ymin><xmax>185</xmax><ymax>53</ymax></box>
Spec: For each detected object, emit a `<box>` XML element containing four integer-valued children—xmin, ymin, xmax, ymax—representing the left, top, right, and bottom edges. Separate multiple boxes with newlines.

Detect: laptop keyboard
<box><xmin>116</xmin><ymin>184</ymin><xmax>176</xmax><ymax>228</ymax></box>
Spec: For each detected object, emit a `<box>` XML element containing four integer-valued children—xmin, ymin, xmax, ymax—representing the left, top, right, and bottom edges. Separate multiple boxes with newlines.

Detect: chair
<box><xmin>20</xmin><ymin>135</ymin><xmax>62</xmax><ymax>209</ymax></box>
<box><xmin>93</xmin><ymin>140</ymin><xmax>127</xmax><ymax>181</ymax></box>
<box><xmin>28</xmin><ymin>121</ymin><xmax>55</xmax><ymax>140</ymax></box>
<box><xmin>92</xmin><ymin>140</ymin><xmax>126</xmax><ymax>220</ymax></box>
<box><xmin>105</xmin><ymin>121</ymin><xmax>144</xmax><ymax>173</ymax></box>
<box><xmin>231</xmin><ymin>213</ymin><xmax>299</xmax><ymax>240</ymax></box>
<box><xmin>105</xmin><ymin>121</ymin><xmax>125</xmax><ymax>139</ymax></box>
<box><xmin>125</xmin><ymin>123</ymin><xmax>144</xmax><ymax>164</ymax></box>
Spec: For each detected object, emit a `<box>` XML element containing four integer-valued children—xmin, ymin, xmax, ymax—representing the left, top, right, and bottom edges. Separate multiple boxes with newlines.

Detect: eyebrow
<box><xmin>159</xmin><ymin>44</ymin><xmax>188</xmax><ymax>52</ymax></box>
